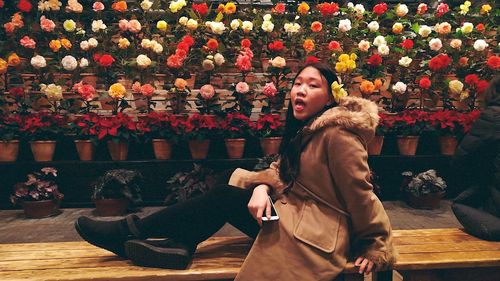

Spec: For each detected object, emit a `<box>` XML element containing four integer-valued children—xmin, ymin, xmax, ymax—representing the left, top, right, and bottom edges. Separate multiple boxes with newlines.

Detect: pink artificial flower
<box><xmin>72</xmin><ymin>81</ymin><xmax>83</xmax><ymax>92</ymax></box>
<box><xmin>263</xmin><ymin>82</ymin><xmax>277</xmax><ymax>98</ymax></box>
<box><xmin>79</xmin><ymin>85</ymin><xmax>96</xmax><ymax>101</ymax></box>
<box><xmin>128</xmin><ymin>19</ymin><xmax>141</xmax><ymax>33</ymax></box>
<box><xmin>200</xmin><ymin>84</ymin><xmax>215</xmax><ymax>99</ymax></box>
<box><xmin>20</xmin><ymin>35</ymin><xmax>36</xmax><ymax>49</ymax></box>
<box><xmin>132</xmin><ymin>81</ymin><xmax>142</xmax><ymax>93</ymax></box>
<box><xmin>140</xmin><ymin>84</ymin><xmax>155</xmax><ymax>97</ymax></box>
<box><xmin>436</xmin><ymin>3</ymin><xmax>449</xmax><ymax>17</ymax></box>
<box><xmin>4</xmin><ymin>22</ymin><xmax>15</xmax><ymax>34</ymax></box>
<box><xmin>40</xmin><ymin>16</ymin><xmax>55</xmax><ymax>32</ymax></box>
<box><xmin>417</xmin><ymin>3</ymin><xmax>427</xmax><ymax>15</ymax></box>
<box><xmin>236</xmin><ymin>54</ymin><xmax>252</xmax><ymax>72</ymax></box>
<box><xmin>118</xmin><ymin>19</ymin><xmax>129</xmax><ymax>31</ymax></box>
<box><xmin>167</xmin><ymin>54</ymin><xmax>184</xmax><ymax>68</ymax></box>
<box><xmin>328</xmin><ymin>40</ymin><xmax>342</xmax><ymax>51</ymax></box>
<box><xmin>235</xmin><ymin>82</ymin><xmax>249</xmax><ymax>94</ymax></box>
<box><xmin>93</xmin><ymin>1</ymin><xmax>105</xmax><ymax>11</ymax></box>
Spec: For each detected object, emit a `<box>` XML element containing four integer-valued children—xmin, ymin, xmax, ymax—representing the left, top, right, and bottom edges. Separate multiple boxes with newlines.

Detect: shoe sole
<box><xmin>74</xmin><ymin>219</ymin><xmax>125</xmax><ymax>257</ymax></box>
<box><xmin>125</xmin><ymin>240</ymin><xmax>191</xmax><ymax>269</ymax></box>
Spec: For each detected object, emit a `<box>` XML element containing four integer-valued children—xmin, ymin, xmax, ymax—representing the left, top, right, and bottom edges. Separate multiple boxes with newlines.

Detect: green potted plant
<box><xmin>165</xmin><ymin>164</ymin><xmax>215</xmax><ymax>205</ymax></box>
<box><xmin>0</xmin><ymin>114</ymin><xmax>23</xmax><ymax>162</ymax></box>
<box><xmin>251</xmin><ymin>114</ymin><xmax>284</xmax><ymax>156</ymax></box>
<box><xmin>20</xmin><ymin>113</ymin><xmax>65</xmax><ymax>162</ymax></box>
<box><xmin>91</xmin><ymin>169</ymin><xmax>143</xmax><ymax>216</ymax></box>
<box><xmin>220</xmin><ymin>113</ymin><xmax>252</xmax><ymax>159</ymax></box>
<box><xmin>97</xmin><ymin>113</ymin><xmax>139</xmax><ymax>161</ymax></box>
<box><xmin>68</xmin><ymin>113</ymin><xmax>101</xmax><ymax>161</ymax></box>
<box><xmin>401</xmin><ymin>169</ymin><xmax>447</xmax><ymax>210</ymax></box>
<box><xmin>10</xmin><ymin>167</ymin><xmax>64</xmax><ymax>218</ymax></box>
<box><xmin>137</xmin><ymin>112</ymin><xmax>184</xmax><ymax>160</ymax></box>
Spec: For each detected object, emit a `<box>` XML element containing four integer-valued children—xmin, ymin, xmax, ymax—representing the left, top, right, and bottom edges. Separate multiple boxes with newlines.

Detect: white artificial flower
<box><xmin>208</xmin><ymin>21</ymin><xmax>226</xmax><ymax>35</ymax></box>
<box><xmin>270</xmin><ymin>56</ymin><xmax>286</xmax><ymax>68</ymax></box>
<box><xmin>91</xmin><ymin>20</ymin><xmax>107</xmax><ymax>32</ymax></box>
<box><xmin>241</xmin><ymin>21</ymin><xmax>253</xmax><ymax>32</ymax></box>
<box><xmin>347</xmin><ymin>2</ymin><xmax>354</xmax><ymax>9</ymax></box>
<box><xmin>368</xmin><ymin>21</ymin><xmax>379</xmax><ymax>32</ymax></box>
<box><xmin>373</xmin><ymin>35</ymin><xmax>386</xmax><ymax>47</ymax></box>
<box><xmin>399</xmin><ymin>56</ymin><xmax>412</xmax><ymax>67</ymax></box>
<box><xmin>284</xmin><ymin>23</ymin><xmax>301</xmax><ymax>34</ymax></box>
<box><xmin>396</xmin><ymin>4</ymin><xmax>409</xmax><ymax>17</ymax></box>
<box><xmin>450</xmin><ymin>39</ymin><xmax>462</xmax><ymax>49</ymax></box>
<box><xmin>214</xmin><ymin>53</ymin><xmax>225</xmax><ymax>66</ymax></box>
<box><xmin>354</xmin><ymin>4</ymin><xmax>365</xmax><ymax>15</ymax></box>
<box><xmin>202</xmin><ymin>59</ymin><xmax>214</xmax><ymax>71</ymax></box>
<box><xmin>186</xmin><ymin>19</ymin><xmax>198</xmax><ymax>30</ymax></box>
<box><xmin>88</xmin><ymin>38</ymin><xmax>98</xmax><ymax>48</ymax></box>
<box><xmin>378</xmin><ymin>44</ymin><xmax>390</xmax><ymax>56</ymax></box>
<box><xmin>429</xmin><ymin>38</ymin><xmax>443</xmax><ymax>51</ymax></box>
<box><xmin>152</xmin><ymin>43</ymin><xmax>163</xmax><ymax>54</ymax></box>
<box><xmin>263</xmin><ymin>14</ymin><xmax>272</xmax><ymax>21</ymax></box>
<box><xmin>136</xmin><ymin>54</ymin><xmax>152</xmax><ymax>68</ymax></box>
<box><xmin>61</xmin><ymin>55</ymin><xmax>78</xmax><ymax>71</ymax></box>
<box><xmin>338</xmin><ymin>19</ymin><xmax>352</xmax><ymax>32</ymax></box>
<box><xmin>141</xmin><ymin>0</ymin><xmax>153</xmax><ymax>10</ymax></box>
<box><xmin>358</xmin><ymin>40</ymin><xmax>370</xmax><ymax>52</ymax></box>
<box><xmin>141</xmin><ymin>39</ymin><xmax>153</xmax><ymax>49</ymax></box>
<box><xmin>392</xmin><ymin>82</ymin><xmax>407</xmax><ymax>94</ymax></box>
<box><xmin>178</xmin><ymin>16</ymin><xmax>188</xmax><ymax>26</ymax></box>
<box><xmin>230</xmin><ymin>19</ymin><xmax>240</xmax><ymax>30</ymax></box>
<box><xmin>79</xmin><ymin>58</ymin><xmax>89</xmax><ymax>68</ymax></box>
<box><xmin>419</xmin><ymin>25</ymin><xmax>432</xmax><ymax>37</ymax></box>
<box><xmin>473</xmin><ymin>39</ymin><xmax>488</xmax><ymax>51</ymax></box>
<box><xmin>80</xmin><ymin>40</ymin><xmax>90</xmax><ymax>51</ymax></box>
<box><xmin>261</xmin><ymin>20</ymin><xmax>274</xmax><ymax>32</ymax></box>
<box><xmin>40</xmin><ymin>83</ymin><xmax>63</xmax><ymax>101</ymax></box>
<box><xmin>449</xmin><ymin>80</ymin><xmax>464</xmax><ymax>95</ymax></box>
<box><xmin>461</xmin><ymin>22</ymin><xmax>473</xmax><ymax>34</ymax></box>
<box><xmin>31</xmin><ymin>55</ymin><xmax>47</xmax><ymax>69</ymax></box>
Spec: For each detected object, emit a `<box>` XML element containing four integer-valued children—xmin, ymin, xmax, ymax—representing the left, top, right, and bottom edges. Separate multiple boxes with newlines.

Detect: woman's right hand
<box><xmin>247</xmin><ymin>184</ymin><xmax>271</xmax><ymax>226</ymax></box>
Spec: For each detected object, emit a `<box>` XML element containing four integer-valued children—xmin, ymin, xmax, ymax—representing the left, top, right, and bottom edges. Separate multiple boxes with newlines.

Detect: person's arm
<box><xmin>228</xmin><ymin>161</ymin><xmax>286</xmax><ymax>194</ymax></box>
<box><xmin>327</xmin><ymin>129</ymin><xmax>396</xmax><ymax>272</ymax></box>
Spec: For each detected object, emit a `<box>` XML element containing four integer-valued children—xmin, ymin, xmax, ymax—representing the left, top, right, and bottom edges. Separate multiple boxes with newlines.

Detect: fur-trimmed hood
<box><xmin>306</xmin><ymin>96</ymin><xmax>379</xmax><ymax>143</ymax></box>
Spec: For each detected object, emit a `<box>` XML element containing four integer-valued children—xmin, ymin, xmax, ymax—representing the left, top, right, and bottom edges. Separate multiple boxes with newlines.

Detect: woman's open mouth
<box><xmin>294</xmin><ymin>99</ymin><xmax>305</xmax><ymax>112</ymax></box>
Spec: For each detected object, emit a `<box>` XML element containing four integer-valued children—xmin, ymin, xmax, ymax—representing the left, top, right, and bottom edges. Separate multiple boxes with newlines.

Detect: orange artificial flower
<box><xmin>224</xmin><ymin>2</ymin><xmax>236</xmax><ymax>14</ymax></box>
<box><xmin>311</xmin><ymin>21</ymin><xmax>322</xmax><ymax>32</ymax></box>
<box><xmin>303</xmin><ymin>39</ymin><xmax>315</xmax><ymax>53</ymax></box>
<box><xmin>374</xmin><ymin>79</ymin><xmax>383</xmax><ymax>90</ymax></box>
<box><xmin>360</xmin><ymin>80</ymin><xmax>375</xmax><ymax>95</ymax></box>
<box><xmin>458</xmin><ymin>57</ymin><xmax>469</xmax><ymax>67</ymax></box>
<box><xmin>217</xmin><ymin>3</ymin><xmax>225</xmax><ymax>13</ymax></box>
<box><xmin>297</xmin><ymin>2</ymin><xmax>310</xmax><ymax>15</ymax></box>
<box><xmin>11</xmin><ymin>12</ymin><xmax>24</xmax><ymax>27</ymax></box>
<box><xmin>207</xmin><ymin>38</ymin><xmax>218</xmax><ymax>51</ymax></box>
<box><xmin>49</xmin><ymin>39</ymin><xmax>61</xmax><ymax>52</ymax></box>
<box><xmin>7</xmin><ymin>53</ymin><xmax>21</xmax><ymax>66</ymax></box>
<box><xmin>60</xmin><ymin>38</ymin><xmax>72</xmax><ymax>50</ymax></box>
<box><xmin>0</xmin><ymin>59</ymin><xmax>7</xmax><ymax>74</ymax></box>
<box><xmin>174</xmin><ymin>78</ymin><xmax>188</xmax><ymax>90</ymax></box>
<box><xmin>111</xmin><ymin>1</ymin><xmax>127</xmax><ymax>12</ymax></box>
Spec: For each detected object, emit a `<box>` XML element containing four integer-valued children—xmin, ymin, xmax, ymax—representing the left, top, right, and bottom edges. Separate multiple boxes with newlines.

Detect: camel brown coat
<box><xmin>229</xmin><ymin>96</ymin><xmax>396</xmax><ymax>281</ymax></box>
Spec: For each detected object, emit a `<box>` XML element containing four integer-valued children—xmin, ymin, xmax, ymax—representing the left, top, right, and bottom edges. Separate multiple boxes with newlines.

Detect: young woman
<box><xmin>75</xmin><ymin>62</ymin><xmax>396</xmax><ymax>280</ymax></box>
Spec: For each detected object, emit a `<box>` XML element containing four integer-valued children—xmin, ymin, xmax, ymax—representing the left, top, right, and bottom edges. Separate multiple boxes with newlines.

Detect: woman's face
<box><xmin>290</xmin><ymin>67</ymin><xmax>332</xmax><ymax>121</ymax></box>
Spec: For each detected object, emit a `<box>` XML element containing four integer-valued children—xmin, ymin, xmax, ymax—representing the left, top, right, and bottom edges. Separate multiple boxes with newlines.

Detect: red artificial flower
<box><xmin>328</xmin><ymin>41</ymin><xmax>341</xmax><ymax>51</ymax></box>
<box><xmin>167</xmin><ymin>54</ymin><xmax>184</xmax><ymax>68</ymax></box>
<box><xmin>93</xmin><ymin>53</ymin><xmax>101</xmax><ymax>62</ymax></box>
<box><xmin>486</xmin><ymin>56</ymin><xmax>500</xmax><ymax>70</ymax></box>
<box><xmin>17</xmin><ymin>0</ymin><xmax>32</xmax><ymax>12</ymax></box>
<box><xmin>177</xmin><ymin>41</ymin><xmax>190</xmax><ymax>52</ymax></box>
<box><xmin>241</xmin><ymin>39</ymin><xmax>251</xmax><ymax>48</ymax></box>
<box><xmin>419</xmin><ymin>77</ymin><xmax>431</xmax><ymax>90</ymax></box>
<box><xmin>0</xmin><ymin>0</ymin><xmax>4</xmax><ymax>8</ymax></box>
<box><xmin>400</xmin><ymin>39</ymin><xmax>414</xmax><ymax>50</ymax></box>
<box><xmin>272</xmin><ymin>3</ymin><xmax>285</xmax><ymax>14</ymax></box>
<box><xmin>316</xmin><ymin>2</ymin><xmax>339</xmax><ymax>16</ymax></box>
<box><xmin>207</xmin><ymin>38</ymin><xmax>218</xmax><ymax>51</ymax></box>
<box><xmin>268</xmin><ymin>40</ymin><xmax>284</xmax><ymax>52</ymax></box>
<box><xmin>476</xmin><ymin>23</ymin><xmax>485</xmax><ymax>32</ymax></box>
<box><xmin>192</xmin><ymin>3</ymin><xmax>208</xmax><ymax>16</ymax></box>
<box><xmin>477</xmin><ymin>80</ymin><xmax>489</xmax><ymax>96</ymax></box>
<box><xmin>9</xmin><ymin>87</ymin><xmax>24</xmax><ymax>97</ymax></box>
<box><xmin>459</xmin><ymin>57</ymin><xmax>469</xmax><ymax>67</ymax></box>
<box><xmin>175</xmin><ymin>48</ymin><xmax>187</xmax><ymax>59</ymax></box>
<box><xmin>97</xmin><ymin>54</ymin><xmax>115</xmax><ymax>67</ymax></box>
<box><xmin>305</xmin><ymin>56</ymin><xmax>319</xmax><ymax>64</ymax></box>
<box><xmin>182</xmin><ymin>35</ymin><xmax>195</xmax><ymax>47</ymax></box>
<box><xmin>373</xmin><ymin>3</ymin><xmax>387</xmax><ymax>15</ymax></box>
<box><xmin>367</xmin><ymin>54</ymin><xmax>382</xmax><ymax>67</ymax></box>
<box><xmin>436</xmin><ymin>3</ymin><xmax>449</xmax><ymax>17</ymax></box>
<box><xmin>417</xmin><ymin>3</ymin><xmax>428</xmax><ymax>15</ymax></box>
<box><xmin>464</xmin><ymin>74</ymin><xmax>479</xmax><ymax>86</ymax></box>
<box><xmin>428</xmin><ymin>54</ymin><xmax>452</xmax><ymax>72</ymax></box>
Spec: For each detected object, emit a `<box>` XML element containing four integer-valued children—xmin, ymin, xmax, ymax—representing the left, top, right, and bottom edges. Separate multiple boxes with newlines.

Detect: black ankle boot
<box><xmin>75</xmin><ymin>215</ymin><xmax>143</xmax><ymax>257</ymax></box>
<box><xmin>125</xmin><ymin>239</ymin><xmax>195</xmax><ymax>269</ymax></box>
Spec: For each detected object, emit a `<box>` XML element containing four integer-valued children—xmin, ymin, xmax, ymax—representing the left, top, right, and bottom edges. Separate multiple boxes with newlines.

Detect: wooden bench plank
<box><xmin>396</xmin><ymin>241</ymin><xmax>500</xmax><ymax>253</ymax></box>
<box><xmin>394</xmin><ymin>251</ymin><xmax>500</xmax><ymax>270</ymax></box>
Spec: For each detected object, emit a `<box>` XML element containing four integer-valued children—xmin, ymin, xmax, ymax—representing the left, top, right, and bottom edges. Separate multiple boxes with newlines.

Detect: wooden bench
<box><xmin>1</xmin><ymin>228</ymin><xmax>499</xmax><ymax>281</ymax></box>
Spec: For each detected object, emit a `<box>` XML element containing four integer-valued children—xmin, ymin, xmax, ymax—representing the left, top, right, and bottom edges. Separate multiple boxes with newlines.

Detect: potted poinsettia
<box><xmin>10</xmin><ymin>167</ymin><xmax>64</xmax><ymax>218</ymax></box>
<box><xmin>251</xmin><ymin>114</ymin><xmax>284</xmax><ymax>156</ymax></box>
<box><xmin>68</xmin><ymin>113</ymin><xmax>101</xmax><ymax>161</ymax></box>
<box><xmin>97</xmin><ymin>113</ymin><xmax>139</xmax><ymax>161</ymax></box>
<box><xmin>183</xmin><ymin>114</ymin><xmax>218</xmax><ymax>160</ymax></box>
<box><xmin>137</xmin><ymin>112</ymin><xmax>184</xmax><ymax>160</ymax></box>
<box><xmin>20</xmin><ymin>113</ymin><xmax>65</xmax><ymax>162</ymax></box>
<box><xmin>0</xmin><ymin>114</ymin><xmax>23</xmax><ymax>162</ymax></box>
<box><xmin>368</xmin><ymin>112</ymin><xmax>393</xmax><ymax>155</ymax></box>
<box><xmin>220</xmin><ymin>113</ymin><xmax>252</xmax><ymax>159</ymax></box>
<box><xmin>389</xmin><ymin>110</ymin><xmax>431</xmax><ymax>156</ymax></box>
<box><xmin>429</xmin><ymin>110</ymin><xmax>480</xmax><ymax>155</ymax></box>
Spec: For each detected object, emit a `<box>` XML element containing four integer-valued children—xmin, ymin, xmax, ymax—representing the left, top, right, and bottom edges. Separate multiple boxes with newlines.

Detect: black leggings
<box><xmin>135</xmin><ymin>184</ymin><xmax>260</xmax><ymax>248</ymax></box>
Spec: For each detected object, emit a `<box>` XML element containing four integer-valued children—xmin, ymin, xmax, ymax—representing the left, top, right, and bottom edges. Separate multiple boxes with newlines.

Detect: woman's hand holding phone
<box><xmin>247</xmin><ymin>184</ymin><xmax>271</xmax><ymax>226</ymax></box>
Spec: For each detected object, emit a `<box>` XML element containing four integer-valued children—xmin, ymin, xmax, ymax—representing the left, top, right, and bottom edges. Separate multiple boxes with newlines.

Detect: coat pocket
<box><xmin>293</xmin><ymin>199</ymin><xmax>341</xmax><ymax>253</ymax></box>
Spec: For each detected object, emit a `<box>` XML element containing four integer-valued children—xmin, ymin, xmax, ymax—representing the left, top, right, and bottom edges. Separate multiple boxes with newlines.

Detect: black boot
<box><xmin>75</xmin><ymin>215</ymin><xmax>143</xmax><ymax>257</ymax></box>
<box><xmin>125</xmin><ymin>239</ymin><xmax>196</xmax><ymax>269</ymax></box>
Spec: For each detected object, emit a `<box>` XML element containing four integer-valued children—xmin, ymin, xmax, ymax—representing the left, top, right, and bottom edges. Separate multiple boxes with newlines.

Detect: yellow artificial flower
<box><xmin>459</xmin><ymin>3</ymin><xmax>469</xmax><ymax>15</ymax></box>
<box><xmin>335</xmin><ymin>61</ymin><xmax>347</xmax><ymax>73</ymax></box>
<box><xmin>338</xmin><ymin>54</ymin><xmax>350</xmax><ymax>62</ymax></box>
<box><xmin>346</xmin><ymin>60</ymin><xmax>356</xmax><ymax>71</ymax></box>
<box><xmin>392</xmin><ymin>22</ymin><xmax>403</xmax><ymax>34</ymax></box>
<box><xmin>297</xmin><ymin>2</ymin><xmax>310</xmax><ymax>15</ymax></box>
<box><xmin>0</xmin><ymin>59</ymin><xmax>8</xmax><ymax>74</ymax></box>
<box><xmin>7</xmin><ymin>53</ymin><xmax>21</xmax><ymax>66</ymax></box>
<box><xmin>118</xmin><ymin>38</ymin><xmax>130</xmax><ymax>49</ymax></box>
<box><xmin>63</xmin><ymin>19</ymin><xmax>76</xmax><ymax>32</ymax></box>
<box><xmin>350</xmin><ymin>53</ymin><xmax>357</xmax><ymax>61</ymax></box>
<box><xmin>224</xmin><ymin>2</ymin><xmax>236</xmax><ymax>14</ymax></box>
<box><xmin>480</xmin><ymin>4</ymin><xmax>491</xmax><ymax>14</ymax></box>
<box><xmin>331</xmin><ymin>81</ymin><xmax>347</xmax><ymax>103</ymax></box>
<box><xmin>49</xmin><ymin>39</ymin><xmax>62</xmax><ymax>52</ymax></box>
<box><xmin>60</xmin><ymin>38</ymin><xmax>72</xmax><ymax>50</ymax></box>
<box><xmin>448</xmin><ymin>80</ymin><xmax>464</xmax><ymax>96</ymax></box>
<box><xmin>108</xmin><ymin>83</ymin><xmax>126</xmax><ymax>99</ymax></box>
<box><xmin>156</xmin><ymin>20</ymin><xmax>168</xmax><ymax>31</ymax></box>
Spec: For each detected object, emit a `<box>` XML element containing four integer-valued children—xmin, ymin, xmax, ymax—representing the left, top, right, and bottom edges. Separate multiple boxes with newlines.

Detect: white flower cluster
<box><xmin>261</xmin><ymin>14</ymin><xmax>274</xmax><ymax>32</ymax></box>
<box><xmin>141</xmin><ymin>39</ymin><xmax>163</xmax><ymax>54</ymax></box>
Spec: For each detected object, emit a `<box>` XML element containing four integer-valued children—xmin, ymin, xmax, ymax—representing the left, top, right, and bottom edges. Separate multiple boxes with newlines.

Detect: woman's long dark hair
<box><xmin>278</xmin><ymin>62</ymin><xmax>339</xmax><ymax>185</ymax></box>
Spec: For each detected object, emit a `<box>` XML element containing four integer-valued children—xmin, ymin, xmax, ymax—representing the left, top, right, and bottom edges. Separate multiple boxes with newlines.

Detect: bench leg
<box><xmin>373</xmin><ymin>270</ymin><xmax>393</xmax><ymax>281</ymax></box>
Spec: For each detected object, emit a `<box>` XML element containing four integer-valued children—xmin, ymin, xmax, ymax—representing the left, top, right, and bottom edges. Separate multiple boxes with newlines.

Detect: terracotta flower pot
<box><xmin>0</xmin><ymin>140</ymin><xmax>20</xmax><ymax>162</ymax></box>
<box><xmin>225</xmin><ymin>138</ymin><xmax>246</xmax><ymax>159</ymax></box>
<box><xmin>94</xmin><ymin>198</ymin><xmax>129</xmax><ymax>217</ymax></box>
<box><xmin>439</xmin><ymin>136</ymin><xmax>458</xmax><ymax>156</ymax></box>
<box><xmin>21</xmin><ymin>199</ymin><xmax>61</xmax><ymax>219</ymax></box>
<box><xmin>367</xmin><ymin>136</ymin><xmax>384</xmax><ymax>155</ymax></box>
<box><xmin>406</xmin><ymin>192</ymin><xmax>445</xmax><ymax>210</ymax></box>
<box><xmin>397</xmin><ymin>136</ymin><xmax>419</xmax><ymax>156</ymax></box>
<box><xmin>74</xmin><ymin>140</ymin><xmax>95</xmax><ymax>161</ymax></box>
<box><xmin>107</xmin><ymin>140</ymin><xmax>129</xmax><ymax>161</ymax></box>
<box><xmin>30</xmin><ymin>140</ymin><xmax>57</xmax><ymax>162</ymax></box>
<box><xmin>188</xmin><ymin>139</ymin><xmax>210</xmax><ymax>160</ymax></box>
<box><xmin>152</xmin><ymin>139</ymin><xmax>173</xmax><ymax>160</ymax></box>
<box><xmin>260</xmin><ymin>137</ymin><xmax>283</xmax><ymax>156</ymax></box>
